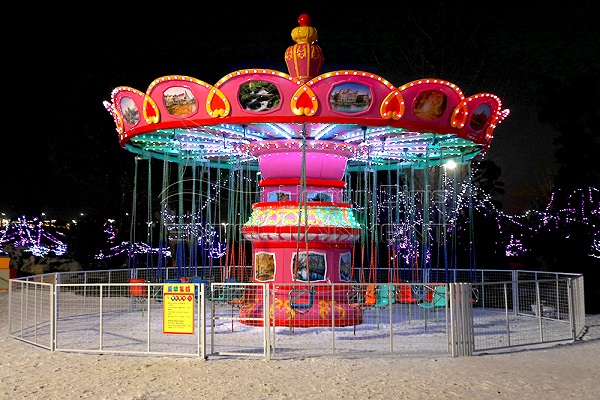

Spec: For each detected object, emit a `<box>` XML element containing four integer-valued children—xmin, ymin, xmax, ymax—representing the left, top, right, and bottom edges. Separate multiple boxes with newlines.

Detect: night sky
<box><xmin>4</xmin><ymin>2</ymin><xmax>598</xmax><ymax>220</ymax></box>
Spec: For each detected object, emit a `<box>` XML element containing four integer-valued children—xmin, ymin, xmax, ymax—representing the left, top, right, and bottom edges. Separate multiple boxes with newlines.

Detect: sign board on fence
<box><xmin>163</xmin><ymin>283</ymin><xmax>195</xmax><ymax>334</ymax></box>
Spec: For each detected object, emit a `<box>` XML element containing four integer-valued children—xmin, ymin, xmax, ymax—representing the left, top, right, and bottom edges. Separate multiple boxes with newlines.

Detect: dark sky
<box><xmin>3</xmin><ymin>2</ymin><xmax>598</xmax><ymax>220</ymax></box>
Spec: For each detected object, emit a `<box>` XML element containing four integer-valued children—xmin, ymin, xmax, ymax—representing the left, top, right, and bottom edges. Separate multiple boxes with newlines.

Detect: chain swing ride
<box><xmin>103</xmin><ymin>14</ymin><xmax>509</xmax><ymax>327</ymax></box>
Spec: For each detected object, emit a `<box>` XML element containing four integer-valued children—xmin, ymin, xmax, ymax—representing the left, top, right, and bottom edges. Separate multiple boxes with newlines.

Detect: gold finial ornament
<box><xmin>285</xmin><ymin>14</ymin><xmax>324</xmax><ymax>82</ymax></box>
<box><xmin>291</xmin><ymin>13</ymin><xmax>318</xmax><ymax>44</ymax></box>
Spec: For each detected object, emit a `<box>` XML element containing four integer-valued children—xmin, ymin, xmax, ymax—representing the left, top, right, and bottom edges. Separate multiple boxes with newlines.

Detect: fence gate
<box><xmin>209</xmin><ymin>282</ymin><xmax>271</xmax><ymax>358</ymax></box>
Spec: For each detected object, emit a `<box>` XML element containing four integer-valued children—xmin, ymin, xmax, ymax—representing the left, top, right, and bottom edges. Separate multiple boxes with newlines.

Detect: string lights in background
<box><xmin>1</xmin><ymin>187</ymin><xmax>598</xmax><ymax>262</ymax></box>
<box><xmin>0</xmin><ymin>216</ymin><xmax>67</xmax><ymax>257</ymax></box>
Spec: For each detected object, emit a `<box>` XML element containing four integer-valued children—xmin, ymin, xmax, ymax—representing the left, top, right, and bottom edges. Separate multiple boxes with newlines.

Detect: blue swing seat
<box><xmin>375</xmin><ymin>285</ymin><xmax>396</xmax><ymax>307</ymax></box>
<box><xmin>418</xmin><ymin>285</ymin><xmax>447</xmax><ymax>309</ymax></box>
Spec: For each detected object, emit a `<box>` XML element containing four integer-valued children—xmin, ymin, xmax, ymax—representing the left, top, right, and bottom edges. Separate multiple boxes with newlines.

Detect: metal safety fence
<box><xmin>8</xmin><ymin>269</ymin><xmax>586</xmax><ymax>359</ymax></box>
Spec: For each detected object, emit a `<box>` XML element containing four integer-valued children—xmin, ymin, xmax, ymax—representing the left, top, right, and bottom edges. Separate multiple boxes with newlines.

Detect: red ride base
<box><xmin>238</xmin><ymin>285</ymin><xmax>363</xmax><ymax>327</ymax></box>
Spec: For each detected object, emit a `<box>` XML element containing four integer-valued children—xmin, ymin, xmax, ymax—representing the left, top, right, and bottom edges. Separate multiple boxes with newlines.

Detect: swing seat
<box><xmin>154</xmin><ymin>279</ymin><xmax>182</xmax><ymax>302</ymax></box>
<box><xmin>375</xmin><ymin>285</ymin><xmax>396</xmax><ymax>307</ymax></box>
<box><xmin>418</xmin><ymin>285</ymin><xmax>446</xmax><ymax>309</ymax></box>
<box><xmin>190</xmin><ymin>277</ymin><xmax>210</xmax><ymax>299</ymax></box>
<box><xmin>347</xmin><ymin>285</ymin><xmax>365</xmax><ymax>307</ymax></box>
<box><xmin>289</xmin><ymin>287</ymin><xmax>316</xmax><ymax>312</ymax></box>
<box><xmin>348</xmin><ymin>285</ymin><xmax>396</xmax><ymax>309</ymax></box>
<box><xmin>364</xmin><ymin>285</ymin><xmax>377</xmax><ymax>306</ymax></box>
<box><xmin>395</xmin><ymin>284</ymin><xmax>418</xmax><ymax>303</ymax></box>
<box><xmin>347</xmin><ymin>285</ymin><xmax>376</xmax><ymax>308</ymax></box>
<box><xmin>211</xmin><ymin>282</ymin><xmax>243</xmax><ymax>304</ymax></box>
<box><xmin>227</xmin><ymin>286</ymin><xmax>247</xmax><ymax>306</ymax></box>
<box><xmin>471</xmin><ymin>287</ymin><xmax>480</xmax><ymax>304</ymax></box>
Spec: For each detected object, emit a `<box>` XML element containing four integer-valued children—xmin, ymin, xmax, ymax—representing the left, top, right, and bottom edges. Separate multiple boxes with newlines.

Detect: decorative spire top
<box><xmin>285</xmin><ymin>14</ymin><xmax>324</xmax><ymax>82</ymax></box>
<box><xmin>291</xmin><ymin>13</ymin><xmax>318</xmax><ymax>44</ymax></box>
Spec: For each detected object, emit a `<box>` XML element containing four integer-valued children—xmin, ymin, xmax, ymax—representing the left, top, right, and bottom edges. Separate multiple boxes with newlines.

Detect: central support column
<box><xmin>240</xmin><ymin>140</ymin><xmax>363</xmax><ymax>327</ymax></box>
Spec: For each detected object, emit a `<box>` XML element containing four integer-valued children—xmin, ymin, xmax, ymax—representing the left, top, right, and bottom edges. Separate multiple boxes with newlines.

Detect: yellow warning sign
<box><xmin>163</xmin><ymin>283</ymin><xmax>195</xmax><ymax>334</ymax></box>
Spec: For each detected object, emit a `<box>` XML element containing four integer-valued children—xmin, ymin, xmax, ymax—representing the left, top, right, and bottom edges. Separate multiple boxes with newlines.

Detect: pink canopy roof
<box><xmin>103</xmin><ymin>14</ymin><xmax>509</xmax><ymax>170</ymax></box>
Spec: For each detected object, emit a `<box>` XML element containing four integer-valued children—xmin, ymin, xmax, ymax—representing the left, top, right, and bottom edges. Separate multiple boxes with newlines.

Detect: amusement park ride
<box><xmin>103</xmin><ymin>14</ymin><xmax>509</xmax><ymax>327</ymax></box>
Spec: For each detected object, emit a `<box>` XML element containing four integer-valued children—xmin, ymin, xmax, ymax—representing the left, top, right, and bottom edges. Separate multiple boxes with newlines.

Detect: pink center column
<box><xmin>239</xmin><ymin>140</ymin><xmax>363</xmax><ymax>327</ymax></box>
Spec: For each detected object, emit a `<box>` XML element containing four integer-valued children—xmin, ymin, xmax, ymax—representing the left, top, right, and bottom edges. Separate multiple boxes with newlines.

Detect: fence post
<box><xmin>200</xmin><ymin>283</ymin><xmax>207</xmax><ymax>359</ymax></box>
<box><xmin>535</xmin><ymin>280</ymin><xmax>543</xmax><ymax>342</ymax></box>
<box><xmin>512</xmin><ymin>270</ymin><xmax>519</xmax><ymax>315</ymax></box>
<box><xmin>567</xmin><ymin>278</ymin><xmax>576</xmax><ymax>342</ymax></box>
<box><xmin>449</xmin><ymin>284</ymin><xmax>455</xmax><ymax>356</ymax></box>
<box><xmin>449</xmin><ymin>283</ymin><xmax>474</xmax><ymax>356</ymax></box>
<box><xmin>503</xmin><ymin>282</ymin><xmax>511</xmax><ymax>346</ymax></box>
<box><xmin>51</xmin><ymin>282</ymin><xmax>56</xmax><ymax>352</ymax></box>
<box><xmin>263</xmin><ymin>283</ymin><xmax>271</xmax><ymax>361</ymax></box>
